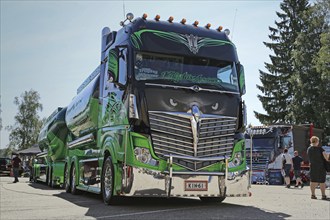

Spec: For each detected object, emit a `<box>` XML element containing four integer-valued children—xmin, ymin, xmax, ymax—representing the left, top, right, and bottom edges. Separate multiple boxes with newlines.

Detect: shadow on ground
<box><xmin>53</xmin><ymin>190</ymin><xmax>290</xmax><ymax>220</ymax></box>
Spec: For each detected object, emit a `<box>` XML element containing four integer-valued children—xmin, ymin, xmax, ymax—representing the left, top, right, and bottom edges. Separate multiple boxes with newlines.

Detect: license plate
<box><xmin>184</xmin><ymin>180</ymin><xmax>208</xmax><ymax>191</ymax></box>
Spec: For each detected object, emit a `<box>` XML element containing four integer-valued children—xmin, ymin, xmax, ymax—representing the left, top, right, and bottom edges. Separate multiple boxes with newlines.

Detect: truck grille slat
<box><xmin>149</xmin><ymin>112</ymin><xmax>191</xmax><ymax>125</ymax></box>
<box><xmin>153</xmin><ymin>142</ymin><xmax>194</xmax><ymax>154</ymax></box>
<box><xmin>152</xmin><ymin>134</ymin><xmax>192</xmax><ymax>145</ymax></box>
<box><xmin>200</xmin><ymin>123</ymin><xmax>236</xmax><ymax>131</ymax></box>
<box><xmin>149</xmin><ymin>111</ymin><xmax>237</xmax><ymax>171</ymax></box>
<box><xmin>150</xmin><ymin>117</ymin><xmax>191</xmax><ymax>130</ymax></box>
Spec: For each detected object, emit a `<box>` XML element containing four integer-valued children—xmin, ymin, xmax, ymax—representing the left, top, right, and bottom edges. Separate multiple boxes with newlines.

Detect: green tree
<box><xmin>6</xmin><ymin>90</ymin><xmax>43</xmax><ymax>150</ymax></box>
<box><xmin>291</xmin><ymin>0</ymin><xmax>330</xmax><ymax>136</ymax></box>
<box><xmin>254</xmin><ymin>0</ymin><xmax>310</xmax><ymax>124</ymax></box>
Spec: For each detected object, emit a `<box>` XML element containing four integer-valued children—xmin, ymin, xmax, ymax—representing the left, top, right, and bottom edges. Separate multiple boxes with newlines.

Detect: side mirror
<box><xmin>238</xmin><ymin>64</ymin><xmax>246</xmax><ymax>95</ymax></box>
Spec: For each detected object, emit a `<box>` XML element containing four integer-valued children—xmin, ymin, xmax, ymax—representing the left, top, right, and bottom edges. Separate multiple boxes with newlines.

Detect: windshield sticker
<box><xmin>161</xmin><ymin>71</ymin><xmax>219</xmax><ymax>84</ymax></box>
<box><xmin>137</xmin><ymin>69</ymin><xmax>220</xmax><ymax>84</ymax></box>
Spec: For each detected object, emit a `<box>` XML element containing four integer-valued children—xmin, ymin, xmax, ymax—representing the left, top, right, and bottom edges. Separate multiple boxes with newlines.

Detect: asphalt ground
<box><xmin>1</xmin><ymin>176</ymin><xmax>329</xmax><ymax>220</ymax></box>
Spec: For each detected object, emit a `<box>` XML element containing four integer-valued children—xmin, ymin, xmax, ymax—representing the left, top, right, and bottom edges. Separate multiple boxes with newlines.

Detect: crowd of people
<box><xmin>282</xmin><ymin>136</ymin><xmax>330</xmax><ymax>200</ymax></box>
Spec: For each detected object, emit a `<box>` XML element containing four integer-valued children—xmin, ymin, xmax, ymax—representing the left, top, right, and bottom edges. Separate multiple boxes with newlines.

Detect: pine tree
<box><xmin>291</xmin><ymin>0</ymin><xmax>330</xmax><ymax>136</ymax></box>
<box><xmin>254</xmin><ymin>0</ymin><xmax>310</xmax><ymax>124</ymax></box>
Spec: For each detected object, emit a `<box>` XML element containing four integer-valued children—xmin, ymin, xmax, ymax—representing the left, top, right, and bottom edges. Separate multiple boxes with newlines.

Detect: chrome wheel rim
<box><xmin>65</xmin><ymin>166</ymin><xmax>69</xmax><ymax>189</ymax></box>
<box><xmin>103</xmin><ymin>163</ymin><xmax>112</xmax><ymax>199</ymax></box>
<box><xmin>71</xmin><ymin>166</ymin><xmax>76</xmax><ymax>191</ymax></box>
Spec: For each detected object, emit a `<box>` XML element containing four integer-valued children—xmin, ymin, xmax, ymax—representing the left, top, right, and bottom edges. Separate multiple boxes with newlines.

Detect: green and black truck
<box><xmin>35</xmin><ymin>13</ymin><xmax>250</xmax><ymax>204</ymax></box>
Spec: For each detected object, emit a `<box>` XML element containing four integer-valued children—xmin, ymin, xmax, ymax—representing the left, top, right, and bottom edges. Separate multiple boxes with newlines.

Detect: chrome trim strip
<box><xmin>149</xmin><ymin>111</ymin><xmax>238</xmax><ymax>120</ymax></box>
<box><xmin>79</xmin><ymin>158</ymin><xmax>99</xmax><ymax>163</ymax></box>
<box><xmin>129</xmin><ymin>94</ymin><xmax>139</xmax><ymax>120</ymax></box>
<box><xmin>163</xmin><ymin>154</ymin><xmax>230</xmax><ymax>161</ymax></box>
<box><xmin>163</xmin><ymin>171</ymin><xmax>225</xmax><ymax>176</ymax></box>
<box><xmin>67</xmin><ymin>134</ymin><xmax>94</xmax><ymax>149</ymax></box>
<box><xmin>145</xmin><ymin>83</ymin><xmax>240</xmax><ymax>95</ymax></box>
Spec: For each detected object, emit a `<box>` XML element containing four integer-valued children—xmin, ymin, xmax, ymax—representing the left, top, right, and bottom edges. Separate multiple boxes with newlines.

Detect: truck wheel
<box><xmin>70</xmin><ymin>164</ymin><xmax>79</xmax><ymax>195</ymax></box>
<box><xmin>48</xmin><ymin>168</ymin><xmax>53</xmax><ymax>187</ymax></box>
<box><xmin>101</xmin><ymin>157</ymin><xmax>117</xmax><ymax>205</ymax></box>
<box><xmin>199</xmin><ymin>196</ymin><xmax>226</xmax><ymax>203</ymax></box>
<box><xmin>64</xmin><ymin>164</ymin><xmax>71</xmax><ymax>193</ymax></box>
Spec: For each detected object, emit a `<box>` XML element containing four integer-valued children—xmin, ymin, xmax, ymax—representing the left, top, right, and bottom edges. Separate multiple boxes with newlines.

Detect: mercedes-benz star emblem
<box><xmin>191</xmin><ymin>85</ymin><xmax>200</xmax><ymax>92</ymax></box>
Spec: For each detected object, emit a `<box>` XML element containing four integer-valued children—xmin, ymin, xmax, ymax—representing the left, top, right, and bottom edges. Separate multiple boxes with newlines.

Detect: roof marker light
<box><xmin>205</xmin><ymin>23</ymin><xmax>211</xmax><ymax>29</ymax></box>
<box><xmin>142</xmin><ymin>13</ymin><xmax>148</xmax><ymax>20</ymax></box>
<box><xmin>217</xmin><ymin>26</ymin><xmax>223</xmax><ymax>32</ymax></box>
<box><xmin>168</xmin><ymin>16</ymin><xmax>174</xmax><ymax>23</ymax></box>
<box><xmin>181</xmin><ymin>18</ymin><xmax>186</xmax><ymax>25</ymax></box>
<box><xmin>193</xmin><ymin>21</ymin><xmax>199</xmax><ymax>27</ymax></box>
<box><xmin>155</xmin><ymin>15</ymin><xmax>160</xmax><ymax>21</ymax></box>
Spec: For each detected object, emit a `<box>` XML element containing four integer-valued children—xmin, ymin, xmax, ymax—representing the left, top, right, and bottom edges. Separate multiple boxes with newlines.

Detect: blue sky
<box><xmin>0</xmin><ymin>0</ymin><xmax>283</xmax><ymax>149</ymax></box>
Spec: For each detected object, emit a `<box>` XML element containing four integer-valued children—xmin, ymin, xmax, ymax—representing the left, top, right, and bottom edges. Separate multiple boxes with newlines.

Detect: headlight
<box><xmin>134</xmin><ymin>147</ymin><xmax>151</xmax><ymax>163</ymax></box>
<box><xmin>134</xmin><ymin>147</ymin><xmax>158</xmax><ymax>166</ymax></box>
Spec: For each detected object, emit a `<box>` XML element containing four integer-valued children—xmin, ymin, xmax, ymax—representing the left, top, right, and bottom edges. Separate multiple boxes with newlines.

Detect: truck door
<box><xmin>100</xmin><ymin>46</ymin><xmax>129</xmax><ymax>164</ymax></box>
<box><xmin>101</xmin><ymin>47</ymin><xmax>128</xmax><ymax>127</ymax></box>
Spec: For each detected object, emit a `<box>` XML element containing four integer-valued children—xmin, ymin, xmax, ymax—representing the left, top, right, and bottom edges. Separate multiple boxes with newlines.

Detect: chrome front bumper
<box><xmin>122</xmin><ymin>166</ymin><xmax>250</xmax><ymax>198</ymax></box>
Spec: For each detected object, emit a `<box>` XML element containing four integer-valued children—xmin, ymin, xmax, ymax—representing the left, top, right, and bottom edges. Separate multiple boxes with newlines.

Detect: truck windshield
<box><xmin>249</xmin><ymin>138</ymin><xmax>275</xmax><ymax>149</ymax></box>
<box><xmin>134</xmin><ymin>52</ymin><xmax>239</xmax><ymax>91</ymax></box>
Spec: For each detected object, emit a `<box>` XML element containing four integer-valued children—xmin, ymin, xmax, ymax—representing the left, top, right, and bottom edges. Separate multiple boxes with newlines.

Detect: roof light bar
<box><xmin>139</xmin><ymin>14</ymin><xmax>226</xmax><ymax>33</ymax></box>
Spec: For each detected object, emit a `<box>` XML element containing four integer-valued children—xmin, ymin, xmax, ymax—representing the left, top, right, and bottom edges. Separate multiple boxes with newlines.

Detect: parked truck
<box><xmin>36</xmin><ymin>13</ymin><xmax>250</xmax><ymax>204</ymax></box>
<box><xmin>245</xmin><ymin>124</ymin><xmax>323</xmax><ymax>184</ymax></box>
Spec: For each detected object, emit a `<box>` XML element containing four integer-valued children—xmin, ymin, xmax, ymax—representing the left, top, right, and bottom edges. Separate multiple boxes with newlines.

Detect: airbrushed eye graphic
<box><xmin>170</xmin><ymin>98</ymin><xmax>178</xmax><ymax>107</ymax></box>
<box><xmin>212</xmin><ymin>103</ymin><xmax>219</xmax><ymax>110</ymax></box>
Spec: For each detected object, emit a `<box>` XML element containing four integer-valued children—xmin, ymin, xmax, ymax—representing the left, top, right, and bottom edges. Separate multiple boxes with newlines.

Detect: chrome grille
<box><xmin>149</xmin><ymin>111</ymin><xmax>237</xmax><ymax>171</ymax></box>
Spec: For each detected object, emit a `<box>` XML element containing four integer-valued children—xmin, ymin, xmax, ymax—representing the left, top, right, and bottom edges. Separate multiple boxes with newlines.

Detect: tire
<box><xmin>46</xmin><ymin>167</ymin><xmax>49</xmax><ymax>186</ymax></box>
<box><xmin>70</xmin><ymin>164</ymin><xmax>79</xmax><ymax>195</ymax></box>
<box><xmin>48</xmin><ymin>168</ymin><xmax>53</xmax><ymax>187</ymax></box>
<box><xmin>64</xmin><ymin>164</ymin><xmax>71</xmax><ymax>193</ymax></box>
<box><xmin>199</xmin><ymin>196</ymin><xmax>226</xmax><ymax>203</ymax></box>
<box><xmin>101</xmin><ymin>157</ymin><xmax>117</xmax><ymax>205</ymax></box>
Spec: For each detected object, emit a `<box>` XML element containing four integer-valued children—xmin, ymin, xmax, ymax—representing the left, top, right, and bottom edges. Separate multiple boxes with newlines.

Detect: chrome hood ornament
<box><xmin>190</xmin><ymin>105</ymin><xmax>201</xmax><ymax>157</ymax></box>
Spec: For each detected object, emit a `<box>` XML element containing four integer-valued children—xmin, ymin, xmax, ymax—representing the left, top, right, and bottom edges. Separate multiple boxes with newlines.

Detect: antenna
<box><xmin>123</xmin><ymin>0</ymin><xmax>126</xmax><ymax>19</ymax></box>
<box><xmin>231</xmin><ymin>8</ymin><xmax>237</xmax><ymax>40</ymax></box>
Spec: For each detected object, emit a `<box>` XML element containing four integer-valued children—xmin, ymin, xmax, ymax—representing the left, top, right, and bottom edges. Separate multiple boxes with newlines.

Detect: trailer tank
<box><xmin>65</xmin><ymin>72</ymin><xmax>100</xmax><ymax>138</ymax></box>
<box><xmin>38</xmin><ymin>107</ymin><xmax>68</xmax><ymax>161</ymax></box>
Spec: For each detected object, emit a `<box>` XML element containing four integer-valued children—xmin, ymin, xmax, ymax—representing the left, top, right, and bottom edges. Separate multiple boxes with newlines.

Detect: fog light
<box><xmin>229</xmin><ymin>152</ymin><xmax>242</xmax><ymax>168</ymax></box>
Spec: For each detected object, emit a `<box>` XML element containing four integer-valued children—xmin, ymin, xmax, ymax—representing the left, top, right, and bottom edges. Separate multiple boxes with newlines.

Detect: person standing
<box><xmin>282</xmin><ymin>148</ymin><xmax>293</xmax><ymax>188</ymax></box>
<box><xmin>292</xmin><ymin>151</ymin><xmax>304</xmax><ymax>188</ymax></box>
<box><xmin>307</xmin><ymin>136</ymin><xmax>329</xmax><ymax>200</ymax></box>
<box><xmin>11</xmin><ymin>154</ymin><xmax>22</xmax><ymax>183</ymax></box>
